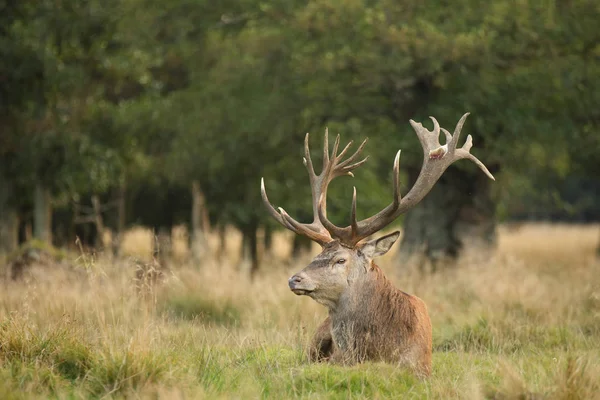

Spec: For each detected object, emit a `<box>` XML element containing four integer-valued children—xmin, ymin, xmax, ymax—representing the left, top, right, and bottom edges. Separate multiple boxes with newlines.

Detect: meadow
<box><xmin>0</xmin><ymin>224</ymin><xmax>599</xmax><ymax>399</ymax></box>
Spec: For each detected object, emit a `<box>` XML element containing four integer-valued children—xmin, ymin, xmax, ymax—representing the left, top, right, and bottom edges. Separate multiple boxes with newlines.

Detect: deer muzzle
<box><xmin>288</xmin><ymin>272</ymin><xmax>316</xmax><ymax>295</ymax></box>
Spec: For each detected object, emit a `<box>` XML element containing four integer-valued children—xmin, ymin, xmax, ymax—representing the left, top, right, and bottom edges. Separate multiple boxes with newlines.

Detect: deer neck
<box><xmin>329</xmin><ymin>263</ymin><xmax>392</xmax><ymax>319</ymax></box>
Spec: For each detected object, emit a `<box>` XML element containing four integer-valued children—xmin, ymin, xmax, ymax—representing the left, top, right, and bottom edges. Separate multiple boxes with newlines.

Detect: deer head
<box><xmin>261</xmin><ymin>113</ymin><xmax>495</xmax><ymax>308</ymax></box>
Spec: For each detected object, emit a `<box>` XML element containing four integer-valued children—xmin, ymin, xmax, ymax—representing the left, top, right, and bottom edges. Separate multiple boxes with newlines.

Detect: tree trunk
<box><xmin>292</xmin><ymin>234</ymin><xmax>312</xmax><ymax>258</ymax></box>
<box><xmin>248</xmin><ymin>228</ymin><xmax>259</xmax><ymax>278</ymax></box>
<box><xmin>190</xmin><ymin>180</ymin><xmax>209</xmax><ymax>261</ymax></box>
<box><xmin>112</xmin><ymin>180</ymin><xmax>126</xmax><ymax>256</ymax></box>
<box><xmin>0</xmin><ymin>171</ymin><xmax>18</xmax><ymax>254</ymax></box>
<box><xmin>398</xmin><ymin>166</ymin><xmax>497</xmax><ymax>271</ymax></box>
<box><xmin>91</xmin><ymin>195</ymin><xmax>105</xmax><ymax>249</ymax></box>
<box><xmin>33</xmin><ymin>182</ymin><xmax>52</xmax><ymax>245</ymax></box>
<box><xmin>240</xmin><ymin>226</ymin><xmax>259</xmax><ymax>279</ymax></box>
<box><xmin>217</xmin><ymin>224</ymin><xmax>227</xmax><ymax>261</ymax></box>
<box><xmin>154</xmin><ymin>227</ymin><xmax>172</xmax><ymax>267</ymax></box>
<box><xmin>21</xmin><ymin>221</ymin><xmax>32</xmax><ymax>243</ymax></box>
<box><xmin>263</xmin><ymin>225</ymin><xmax>273</xmax><ymax>255</ymax></box>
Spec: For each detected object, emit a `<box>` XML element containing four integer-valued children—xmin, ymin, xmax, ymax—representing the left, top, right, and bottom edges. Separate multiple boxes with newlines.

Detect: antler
<box><xmin>261</xmin><ymin>129</ymin><xmax>368</xmax><ymax>246</ymax></box>
<box><xmin>317</xmin><ymin>112</ymin><xmax>495</xmax><ymax>246</ymax></box>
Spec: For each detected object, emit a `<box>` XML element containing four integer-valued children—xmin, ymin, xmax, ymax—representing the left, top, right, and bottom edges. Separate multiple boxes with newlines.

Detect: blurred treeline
<box><xmin>1</xmin><ymin>0</ymin><xmax>599</xmax><ymax>267</ymax></box>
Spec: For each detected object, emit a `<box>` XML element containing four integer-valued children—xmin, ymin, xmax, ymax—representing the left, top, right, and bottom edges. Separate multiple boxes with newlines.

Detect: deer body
<box><xmin>314</xmin><ymin>267</ymin><xmax>432</xmax><ymax>375</ymax></box>
<box><xmin>289</xmin><ymin>236</ymin><xmax>432</xmax><ymax>375</ymax></box>
<box><xmin>261</xmin><ymin>113</ymin><xmax>494</xmax><ymax>377</ymax></box>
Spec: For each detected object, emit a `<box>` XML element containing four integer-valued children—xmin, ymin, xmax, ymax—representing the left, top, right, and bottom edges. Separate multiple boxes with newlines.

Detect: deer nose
<box><xmin>288</xmin><ymin>274</ymin><xmax>303</xmax><ymax>289</ymax></box>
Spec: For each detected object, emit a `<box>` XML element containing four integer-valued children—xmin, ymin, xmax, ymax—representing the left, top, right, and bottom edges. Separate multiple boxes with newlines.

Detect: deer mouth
<box><xmin>291</xmin><ymin>288</ymin><xmax>313</xmax><ymax>296</ymax></box>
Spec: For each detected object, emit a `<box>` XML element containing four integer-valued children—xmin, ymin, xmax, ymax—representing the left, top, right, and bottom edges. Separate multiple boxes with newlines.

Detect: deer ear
<box><xmin>360</xmin><ymin>231</ymin><xmax>400</xmax><ymax>259</ymax></box>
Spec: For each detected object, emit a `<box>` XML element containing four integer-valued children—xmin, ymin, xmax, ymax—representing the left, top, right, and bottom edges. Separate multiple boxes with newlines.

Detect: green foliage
<box><xmin>1</xmin><ymin>0</ymin><xmax>146</xmax><ymax>203</ymax></box>
<box><xmin>142</xmin><ymin>0</ymin><xmax>599</xmax><ymax>228</ymax></box>
<box><xmin>0</xmin><ymin>316</ymin><xmax>166</xmax><ymax>398</ymax></box>
<box><xmin>86</xmin><ymin>348</ymin><xmax>167</xmax><ymax>397</ymax></box>
<box><xmin>0</xmin><ymin>318</ymin><xmax>92</xmax><ymax>390</ymax></box>
<box><xmin>434</xmin><ymin>317</ymin><xmax>582</xmax><ymax>355</ymax></box>
<box><xmin>1</xmin><ymin>0</ymin><xmax>599</xmax><ymax>241</ymax></box>
<box><xmin>287</xmin><ymin>364</ymin><xmax>419</xmax><ymax>398</ymax></box>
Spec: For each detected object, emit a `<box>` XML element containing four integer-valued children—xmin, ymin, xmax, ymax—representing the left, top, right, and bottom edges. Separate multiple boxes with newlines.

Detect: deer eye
<box><xmin>336</xmin><ymin>258</ymin><xmax>346</xmax><ymax>265</ymax></box>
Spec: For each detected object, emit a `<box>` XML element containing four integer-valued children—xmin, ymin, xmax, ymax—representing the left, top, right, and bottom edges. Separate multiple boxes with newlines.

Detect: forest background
<box><xmin>1</xmin><ymin>1</ymin><xmax>600</xmax><ymax>399</ymax></box>
<box><xmin>1</xmin><ymin>0</ymin><xmax>599</xmax><ymax>271</ymax></box>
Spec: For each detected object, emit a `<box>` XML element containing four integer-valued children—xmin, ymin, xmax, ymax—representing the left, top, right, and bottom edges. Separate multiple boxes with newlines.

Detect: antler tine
<box><xmin>330</xmin><ymin>134</ymin><xmax>341</xmax><ymax>167</ymax></box>
<box><xmin>455</xmin><ymin>134</ymin><xmax>495</xmax><ymax>180</ymax></box>
<box><xmin>441</xmin><ymin>128</ymin><xmax>452</xmax><ymax>145</ymax></box>
<box><xmin>448</xmin><ymin>114</ymin><xmax>494</xmax><ymax>180</ymax></box>
<box><xmin>337</xmin><ymin>139</ymin><xmax>354</xmax><ymax>160</ymax></box>
<box><xmin>323</xmin><ymin>128</ymin><xmax>329</xmax><ymax>164</ymax></box>
<box><xmin>304</xmin><ymin>133</ymin><xmax>315</xmax><ymax>181</ymax></box>
<box><xmin>448</xmin><ymin>112</ymin><xmax>469</xmax><ymax>150</ymax></box>
<box><xmin>392</xmin><ymin>150</ymin><xmax>402</xmax><ymax>207</ymax></box>
<box><xmin>317</xmin><ymin>192</ymin><xmax>336</xmax><ymax>235</ymax></box>
<box><xmin>337</xmin><ymin>156</ymin><xmax>369</xmax><ymax>178</ymax></box>
<box><xmin>278</xmin><ymin>207</ymin><xmax>314</xmax><ymax>235</ymax></box>
<box><xmin>430</xmin><ymin>116</ymin><xmax>440</xmax><ymax>139</ymax></box>
<box><xmin>316</xmin><ymin>131</ymin><xmax>348</xmax><ymax>220</ymax></box>
<box><xmin>261</xmin><ymin>178</ymin><xmax>298</xmax><ymax>231</ymax></box>
<box><xmin>350</xmin><ymin>187</ymin><xmax>358</xmax><ymax>239</ymax></box>
<box><xmin>338</xmin><ymin>138</ymin><xmax>368</xmax><ymax>168</ymax></box>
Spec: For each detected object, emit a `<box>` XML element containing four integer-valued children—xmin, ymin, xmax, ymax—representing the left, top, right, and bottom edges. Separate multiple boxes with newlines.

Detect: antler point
<box><xmin>409</xmin><ymin>119</ymin><xmax>424</xmax><ymax>130</ymax></box>
<box><xmin>429</xmin><ymin>116</ymin><xmax>440</xmax><ymax>134</ymax></box>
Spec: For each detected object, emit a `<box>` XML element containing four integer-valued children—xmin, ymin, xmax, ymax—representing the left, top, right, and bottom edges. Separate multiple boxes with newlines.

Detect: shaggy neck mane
<box><xmin>332</xmin><ymin>262</ymin><xmax>415</xmax><ymax>329</ymax></box>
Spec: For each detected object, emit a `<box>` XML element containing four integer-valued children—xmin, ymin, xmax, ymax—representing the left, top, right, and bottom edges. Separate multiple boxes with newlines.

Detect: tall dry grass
<box><xmin>0</xmin><ymin>224</ymin><xmax>599</xmax><ymax>399</ymax></box>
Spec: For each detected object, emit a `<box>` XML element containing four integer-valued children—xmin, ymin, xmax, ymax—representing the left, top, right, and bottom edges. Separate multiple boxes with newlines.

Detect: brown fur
<box><xmin>290</xmin><ymin>232</ymin><xmax>432</xmax><ymax>377</ymax></box>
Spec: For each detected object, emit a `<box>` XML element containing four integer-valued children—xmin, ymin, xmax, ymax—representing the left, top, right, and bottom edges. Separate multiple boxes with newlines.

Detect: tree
<box><xmin>0</xmin><ymin>0</ymin><xmax>45</xmax><ymax>253</ymax></box>
<box><xmin>151</xmin><ymin>0</ymin><xmax>599</xmax><ymax>270</ymax></box>
<box><xmin>1</xmin><ymin>0</ymin><xmax>153</xmax><ymax>250</ymax></box>
<box><xmin>3</xmin><ymin>0</ymin><xmax>598</xmax><ymax>272</ymax></box>
<box><xmin>237</xmin><ymin>0</ymin><xmax>600</xmax><ymax>267</ymax></box>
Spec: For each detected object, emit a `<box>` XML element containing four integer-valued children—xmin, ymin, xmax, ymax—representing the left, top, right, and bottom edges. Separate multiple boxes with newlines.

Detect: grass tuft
<box><xmin>160</xmin><ymin>293</ymin><xmax>241</xmax><ymax>326</ymax></box>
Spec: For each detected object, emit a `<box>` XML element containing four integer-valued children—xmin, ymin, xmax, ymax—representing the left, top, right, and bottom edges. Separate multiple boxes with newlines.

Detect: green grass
<box><xmin>0</xmin><ymin>318</ymin><xmax>598</xmax><ymax>399</ymax></box>
<box><xmin>0</xmin><ymin>224</ymin><xmax>599</xmax><ymax>399</ymax></box>
<box><xmin>160</xmin><ymin>292</ymin><xmax>241</xmax><ymax>327</ymax></box>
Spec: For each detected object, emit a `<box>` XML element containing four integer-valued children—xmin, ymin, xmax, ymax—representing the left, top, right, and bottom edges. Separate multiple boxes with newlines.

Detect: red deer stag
<box><xmin>261</xmin><ymin>113</ymin><xmax>495</xmax><ymax>377</ymax></box>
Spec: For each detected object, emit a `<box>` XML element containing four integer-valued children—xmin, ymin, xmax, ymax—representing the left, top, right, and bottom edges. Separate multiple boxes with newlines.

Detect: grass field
<box><xmin>1</xmin><ymin>224</ymin><xmax>599</xmax><ymax>399</ymax></box>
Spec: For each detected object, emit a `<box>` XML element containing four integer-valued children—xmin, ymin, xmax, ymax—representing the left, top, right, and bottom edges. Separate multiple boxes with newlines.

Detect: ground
<box><xmin>0</xmin><ymin>224</ymin><xmax>599</xmax><ymax>399</ymax></box>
